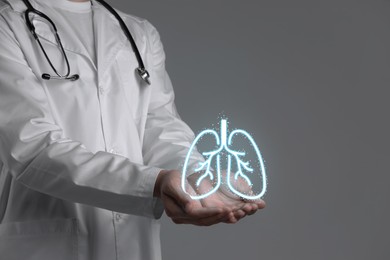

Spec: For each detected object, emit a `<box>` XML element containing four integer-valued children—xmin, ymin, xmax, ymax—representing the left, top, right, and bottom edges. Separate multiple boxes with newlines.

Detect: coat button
<box><xmin>109</xmin><ymin>148</ymin><xmax>117</xmax><ymax>154</ymax></box>
<box><xmin>115</xmin><ymin>213</ymin><xmax>122</xmax><ymax>222</ymax></box>
<box><xmin>109</xmin><ymin>148</ymin><xmax>123</xmax><ymax>156</ymax></box>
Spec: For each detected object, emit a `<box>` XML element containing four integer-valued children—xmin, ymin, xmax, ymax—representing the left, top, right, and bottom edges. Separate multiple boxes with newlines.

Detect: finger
<box><xmin>224</xmin><ymin>212</ymin><xmax>238</xmax><ymax>224</ymax></box>
<box><xmin>172</xmin><ymin>211</ymin><xmax>229</xmax><ymax>226</ymax></box>
<box><xmin>228</xmin><ymin>202</ymin><xmax>256</xmax><ymax>220</ymax></box>
<box><xmin>240</xmin><ymin>201</ymin><xmax>265</xmax><ymax>216</ymax></box>
<box><xmin>244</xmin><ymin>199</ymin><xmax>266</xmax><ymax>209</ymax></box>
<box><xmin>162</xmin><ymin>194</ymin><xmax>187</xmax><ymax>219</ymax></box>
<box><xmin>163</xmin><ymin>180</ymin><xmax>203</xmax><ymax>215</ymax></box>
<box><xmin>255</xmin><ymin>199</ymin><xmax>266</xmax><ymax>209</ymax></box>
<box><xmin>240</xmin><ymin>203</ymin><xmax>255</xmax><ymax>214</ymax></box>
<box><xmin>164</xmin><ymin>192</ymin><xmax>225</xmax><ymax>220</ymax></box>
<box><xmin>233</xmin><ymin>209</ymin><xmax>246</xmax><ymax>221</ymax></box>
<box><xmin>183</xmin><ymin>182</ymin><xmax>206</xmax><ymax>211</ymax></box>
<box><xmin>164</xmin><ymin>185</ymin><xmax>193</xmax><ymax>210</ymax></box>
<box><xmin>185</xmin><ymin>203</ymin><xmax>224</xmax><ymax>218</ymax></box>
<box><xmin>247</xmin><ymin>203</ymin><xmax>258</xmax><ymax>215</ymax></box>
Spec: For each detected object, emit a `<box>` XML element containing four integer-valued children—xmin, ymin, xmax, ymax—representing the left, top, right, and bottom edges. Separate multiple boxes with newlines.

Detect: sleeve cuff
<box><xmin>141</xmin><ymin>166</ymin><xmax>165</xmax><ymax>219</ymax></box>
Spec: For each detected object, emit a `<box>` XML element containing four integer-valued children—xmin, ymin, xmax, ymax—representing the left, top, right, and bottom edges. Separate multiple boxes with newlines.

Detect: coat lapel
<box><xmin>91</xmin><ymin>1</ymin><xmax>127</xmax><ymax>82</ymax></box>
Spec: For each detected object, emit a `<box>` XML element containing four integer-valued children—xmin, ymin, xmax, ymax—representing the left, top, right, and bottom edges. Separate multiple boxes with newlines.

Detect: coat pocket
<box><xmin>0</xmin><ymin>218</ymin><xmax>78</xmax><ymax>260</ymax></box>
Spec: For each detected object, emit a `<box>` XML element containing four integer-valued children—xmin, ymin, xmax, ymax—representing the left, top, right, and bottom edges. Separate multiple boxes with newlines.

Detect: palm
<box><xmin>187</xmin><ymin>171</ymin><xmax>262</xmax><ymax>222</ymax></box>
<box><xmin>202</xmin><ymin>188</ymin><xmax>245</xmax><ymax>210</ymax></box>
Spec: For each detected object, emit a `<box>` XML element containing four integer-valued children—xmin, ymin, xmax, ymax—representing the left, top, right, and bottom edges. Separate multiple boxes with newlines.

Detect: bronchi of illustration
<box><xmin>182</xmin><ymin>119</ymin><xmax>267</xmax><ymax>200</ymax></box>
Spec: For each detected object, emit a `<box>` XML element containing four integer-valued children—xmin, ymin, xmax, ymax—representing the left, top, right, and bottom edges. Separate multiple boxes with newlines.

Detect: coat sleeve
<box><xmin>142</xmin><ymin>21</ymin><xmax>205</xmax><ymax>173</ymax></box>
<box><xmin>0</xmin><ymin>16</ymin><xmax>164</xmax><ymax>219</ymax></box>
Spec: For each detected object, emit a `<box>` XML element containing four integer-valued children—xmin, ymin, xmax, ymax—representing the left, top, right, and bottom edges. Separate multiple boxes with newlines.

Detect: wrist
<box><xmin>153</xmin><ymin>170</ymin><xmax>168</xmax><ymax>198</ymax></box>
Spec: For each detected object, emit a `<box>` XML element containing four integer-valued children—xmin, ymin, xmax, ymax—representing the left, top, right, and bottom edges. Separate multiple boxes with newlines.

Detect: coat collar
<box><xmin>5</xmin><ymin>0</ymin><xmax>28</xmax><ymax>12</ymax></box>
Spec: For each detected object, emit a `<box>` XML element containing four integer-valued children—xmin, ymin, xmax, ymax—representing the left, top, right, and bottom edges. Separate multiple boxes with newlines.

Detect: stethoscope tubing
<box><xmin>22</xmin><ymin>0</ymin><xmax>150</xmax><ymax>84</ymax></box>
<box><xmin>95</xmin><ymin>0</ymin><xmax>150</xmax><ymax>84</ymax></box>
<box><xmin>95</xmin><ymin>0</ymin><xmax>145</xmax><ymax>72</ymax></box>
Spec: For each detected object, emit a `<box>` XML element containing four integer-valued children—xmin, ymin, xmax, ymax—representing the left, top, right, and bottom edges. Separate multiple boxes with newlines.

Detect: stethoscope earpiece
<box><xmin>70</xmin><ymin>74</ymin><xmax>80</xmax><ymax>81</ymax></box>
<box><xmin>42</xmin><ymin>73</ymin><xmax>51</xmax><ymax>80</ymax></box>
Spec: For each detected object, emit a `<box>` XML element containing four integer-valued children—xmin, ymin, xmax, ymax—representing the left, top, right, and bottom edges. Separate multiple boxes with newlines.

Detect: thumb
<box><xmin>163</xmin><ymin>177</ymin><xmax>193</xmax><ymax>210</ymax></box>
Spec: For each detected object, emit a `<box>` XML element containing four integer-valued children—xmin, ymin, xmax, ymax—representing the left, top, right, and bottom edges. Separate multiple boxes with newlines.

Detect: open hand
<box><xmin>187</xmin><ymin>170</ymin><xmax>266</xmax><ymax>223</ymax></box>
<box><xmin>154</xmin><ymin>170</ymin><xmax>230</xmax><ymax>226</ymax></box>
<box><xmin>154</xmin><ymin>169</ymin><xmax>265</xmax><ymax>226</ymax></box>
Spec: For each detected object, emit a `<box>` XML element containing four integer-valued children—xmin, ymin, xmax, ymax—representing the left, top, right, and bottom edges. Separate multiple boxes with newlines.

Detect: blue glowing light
<box><xmin>181</xmin><ymin>119</ymin><xmax>267</xmax><ymax>200</ymax></box>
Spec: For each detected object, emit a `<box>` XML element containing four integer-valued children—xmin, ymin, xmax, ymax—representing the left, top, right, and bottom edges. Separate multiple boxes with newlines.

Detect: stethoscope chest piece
<box><xmin>137</xmin><ymin>68</ymin><xmax>151</xmax><ymax>85</ymax></box>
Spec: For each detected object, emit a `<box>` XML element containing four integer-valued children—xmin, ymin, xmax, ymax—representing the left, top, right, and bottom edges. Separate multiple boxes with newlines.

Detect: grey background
<box><xmin>112</xmin><ymin>1</ymin><xmax>390</xmax><ymax>259</ymax></box>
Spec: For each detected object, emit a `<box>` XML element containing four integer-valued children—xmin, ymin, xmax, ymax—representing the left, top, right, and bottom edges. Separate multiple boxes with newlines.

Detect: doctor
<box><xmin>0</xmin><ymin>0</ymin><xmax>265</xmax><ymax>259</ymax></box>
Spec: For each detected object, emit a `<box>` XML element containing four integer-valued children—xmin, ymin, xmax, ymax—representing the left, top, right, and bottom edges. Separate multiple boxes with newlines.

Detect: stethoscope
<box><xmin>22</xmin><ymin>0</ymin><xmax>151</xmax><ymax>84</ymax></box>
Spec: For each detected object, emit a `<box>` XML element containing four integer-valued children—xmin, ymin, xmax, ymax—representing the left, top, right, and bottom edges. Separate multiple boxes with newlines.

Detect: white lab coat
<box><xmin>0</xmin><ymin>0</ymin><xmax>203</xmax><ymax>259</ymax></box>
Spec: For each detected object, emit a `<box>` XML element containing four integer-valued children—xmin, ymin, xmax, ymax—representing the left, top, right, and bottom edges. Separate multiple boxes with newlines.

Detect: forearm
<box><xmin>15</xmin><ymin>140</ymin><xmax>163</xmax><ymax>217</ymax></box>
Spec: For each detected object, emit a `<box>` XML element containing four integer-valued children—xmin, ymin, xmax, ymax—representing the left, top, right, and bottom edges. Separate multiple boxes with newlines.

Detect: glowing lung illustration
<box><xmin>182</xmin><ymin>119</ymin><xmax>267</xmax><ymax>200</ymax></box>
